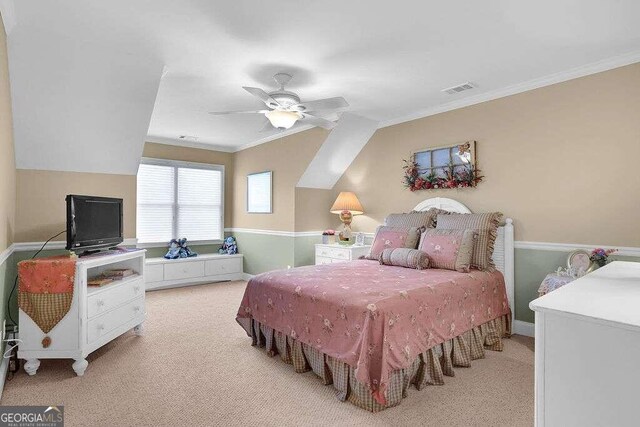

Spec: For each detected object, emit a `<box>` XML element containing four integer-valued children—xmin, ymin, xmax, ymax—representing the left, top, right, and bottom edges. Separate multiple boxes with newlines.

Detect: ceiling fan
<box><xmin>209</xmin><ymin>73</ymin><xmax>348</xmax><ymax>130</ymax></box>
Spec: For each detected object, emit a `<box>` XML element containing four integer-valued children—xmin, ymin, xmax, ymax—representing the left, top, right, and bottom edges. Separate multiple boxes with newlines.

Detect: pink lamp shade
<box><xmin>330</xmin><ymin>192</ymin><xmax>364</xmax><ymax>215</ymax></box>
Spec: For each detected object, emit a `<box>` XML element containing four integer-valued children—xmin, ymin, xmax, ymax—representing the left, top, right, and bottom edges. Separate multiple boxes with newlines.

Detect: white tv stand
<box><xmin>19</xmin><ymin>250</ymin><xmax>146</xmax><ymax>376</ymax></box>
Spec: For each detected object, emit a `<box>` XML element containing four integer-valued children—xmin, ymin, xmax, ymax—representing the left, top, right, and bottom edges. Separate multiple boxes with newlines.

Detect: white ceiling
<box><xmin>5</xmin><ymin>1</ymin><xmax>640</xmax><ymax>173</ymax></box>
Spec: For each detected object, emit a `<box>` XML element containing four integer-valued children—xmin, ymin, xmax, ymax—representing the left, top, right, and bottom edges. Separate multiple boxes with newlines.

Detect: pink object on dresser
<box><xmin>236</xmin><ymin>260</ymin><xmax>510</xmax><ymax>405</ymax></box>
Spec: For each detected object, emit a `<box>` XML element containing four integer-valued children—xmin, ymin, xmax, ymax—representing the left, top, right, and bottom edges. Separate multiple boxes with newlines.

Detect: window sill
<box><xmin>136</xmin><ymin>240</ymin><xmax>224</xmax><ymax>249</ymax></box>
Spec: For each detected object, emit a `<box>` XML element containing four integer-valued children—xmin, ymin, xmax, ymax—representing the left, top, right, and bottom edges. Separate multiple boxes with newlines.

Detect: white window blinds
<box><xmin>137</xmin><ymin>160</ymin><xmax>224</xmax><ymax>244</ymax></box>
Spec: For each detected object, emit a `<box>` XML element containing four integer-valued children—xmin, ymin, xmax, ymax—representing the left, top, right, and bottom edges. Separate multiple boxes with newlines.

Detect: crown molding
<box><xmin>145</xmin><ymin>135</ymin><xmax>236</xmax><ymax>153</ymax></box>
<box><xmin>145</xmin><ymin>52</ymin><xmax>640</xmax><ymax>154</ymax></box>
<box><xmin>379</xmin><ymin>50</ymin><xmax>640</xmax><ymax>128</ymax></box>
<box><xmin>0</xmin><ymin>0</ymin><xmax>17</xmax><ymax>35</ymax></box>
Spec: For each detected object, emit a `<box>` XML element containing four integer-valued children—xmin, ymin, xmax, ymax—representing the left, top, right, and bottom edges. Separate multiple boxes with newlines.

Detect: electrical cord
<box><xmin>6</xmin><ymin>229</ymin><xmax>66</xmax><ymax>328</ymax></box>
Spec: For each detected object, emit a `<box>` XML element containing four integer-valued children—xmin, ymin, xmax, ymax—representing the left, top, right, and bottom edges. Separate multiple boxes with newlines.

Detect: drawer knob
<box><xmin>133</xmin><ymin>285</ymin><xmax>141</xmax><ymax>293</ymax></box>
<box><xmin>97</xmin><ymin>299</ymin><xmax>105</xmax><ymax>307</ymax></box>
<box><xmin>97</xmin><ymin>324</ymin><xmax>105</xmax><ymax>331</ymax></box>
<box><xmin>134</xmin><ymin>306</ymin><xmax>141</xmax><ymax>312</ymax></box>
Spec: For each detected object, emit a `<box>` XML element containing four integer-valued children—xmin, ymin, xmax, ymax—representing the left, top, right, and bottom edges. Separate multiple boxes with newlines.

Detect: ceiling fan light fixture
<box><xmin>265</xmin><ymin>110</ymin><xmax>301</xmax><ymax>129</ymax></box>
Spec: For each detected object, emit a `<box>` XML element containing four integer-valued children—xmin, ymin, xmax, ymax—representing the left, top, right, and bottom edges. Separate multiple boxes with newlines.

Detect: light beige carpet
<box><xmin>2</xmin><ymin>281</ymin><xmax>534</xmax><ymax>426</ymax></box>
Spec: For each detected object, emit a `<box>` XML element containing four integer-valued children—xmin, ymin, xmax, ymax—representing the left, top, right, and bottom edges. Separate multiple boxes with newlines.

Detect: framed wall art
<box><xmin>403</xmin><ymin>141</ymin><xmax>483</xmax><ymax>191</ymax></box>
<box><xmin>247</xmin><ymin>171</ymin><xmax>272</xmax><ymax>213</ymax></box>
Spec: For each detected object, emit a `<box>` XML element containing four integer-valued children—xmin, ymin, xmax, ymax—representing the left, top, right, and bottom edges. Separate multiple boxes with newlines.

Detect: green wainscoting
<box><xmin>232</xmin><ymin>232</ymin><xmax>295</xmax><ymax>275</ymax></box>
<box><xmin>3</xmin><ymin>239</ymin><xmax>638</xmax><ymax>331</ymax></box>
<box><xmin>294</xmin><ymin>235</ymin><xmax>323</xmax><ymax>267</ymax></box>
<box><xmin>514</xmin><ymin>249</ymin><xmax>640</xmax><ymax>323</ymax></box>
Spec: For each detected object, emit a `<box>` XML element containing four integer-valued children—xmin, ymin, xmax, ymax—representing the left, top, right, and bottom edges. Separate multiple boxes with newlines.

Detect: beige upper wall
<box><xmin>232</xmin><ymin>128</ymin><xmax>328</xmax><ymax>231</ymax></box>
<box><xmin>0</xmin><ymin>19</ymin><xmax>16</xmax><ymax>250</ymax></box>
<box><xmin>142</xmin><ymin>142</ymin><xmax>235</xmax><ymax>226</ymax></box>
<box><xmin>15</xmin><ymin>169</ymin><xmax>136</xmax><ymax>242</ymax></box>
<box><xmin>329</xmin><ymin>63</ymin><xmax>640</xmax><ymax>246</ymax></box>
<box><xmin>13</xmin><ymin>143</ymin><xmax>234</xmax><ymax>243</ymax></box>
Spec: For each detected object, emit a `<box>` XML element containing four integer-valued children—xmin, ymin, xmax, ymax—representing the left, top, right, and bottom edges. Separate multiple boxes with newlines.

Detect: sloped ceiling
<box><xmin>5</xmin><ymin>1</ymin><xmax>640</xmax><ymax>175</ymax></box>
<box><xmin>8</xmin><ymin>2</ymin><xmax>163</xmax><ymax>175</ymax></box>
<box><xmin>297</xmin><ymin>113</ymin><xmax>378</xmax><ymax>189</ymax></box>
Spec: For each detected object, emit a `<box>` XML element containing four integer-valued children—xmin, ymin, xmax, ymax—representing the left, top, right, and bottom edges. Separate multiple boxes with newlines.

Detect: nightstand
<box><xmin>315</xmin><ymin>244</ymin><xmax>371</xmax><ymax>265</ymax></box>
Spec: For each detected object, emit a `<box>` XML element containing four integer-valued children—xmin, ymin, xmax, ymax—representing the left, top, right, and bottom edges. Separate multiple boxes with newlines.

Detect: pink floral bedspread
<box><xmin>236</xmin><ymin>260</ymin><xmax>510</xmax><ymax>405</ymax></box>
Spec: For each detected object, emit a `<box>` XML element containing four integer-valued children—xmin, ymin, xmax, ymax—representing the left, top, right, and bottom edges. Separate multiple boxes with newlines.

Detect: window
<box><xmin>137</xmin><ymin>159</ymin><xmax>224</xmax><ymax>244</ymax></box>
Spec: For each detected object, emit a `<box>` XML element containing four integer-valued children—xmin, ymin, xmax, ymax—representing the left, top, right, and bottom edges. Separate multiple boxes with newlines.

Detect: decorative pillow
<box><xmin>418</xmin><ymin>229</ymin><xmax>475</xmax><ymax>272</ymax></box>
<box><xmin>384</xmin><ymin>208</ymin><xmax>449</xmax><ymax>229</ymax></box>
<box><xmin>379</xmin><ymin>248</ymin><xmax>430</xmax><ymax>270</ymax></box>
<box><xmin>366</xmin><ymin>226</ymin><xmax>421</xmax><ymax>260</ymax></box>
<box><xmin>435</xmin><ymin>212</ymin><xmax>503</xmax><ymax>271</ymax></box>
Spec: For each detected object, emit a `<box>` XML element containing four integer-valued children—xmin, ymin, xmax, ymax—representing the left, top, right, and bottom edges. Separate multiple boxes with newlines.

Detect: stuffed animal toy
<box><xmin>218</xmin><ymin>236</ymin><xmax>238</xmax><ymax>255</ymax></box>
<box><xmin>164</xmin><ymin>238</ymin><xmax>198</xmax><ymax>259</ymax></box>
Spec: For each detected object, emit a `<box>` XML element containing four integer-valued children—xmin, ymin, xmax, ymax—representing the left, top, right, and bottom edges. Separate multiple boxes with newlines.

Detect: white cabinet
<box><xmin>529</xmin><ymin>262</ymin><xmax>640</xmax><ymax>427</ymax></box>
<box><xmin>314</xmin><ymin>244</ymin><xmax>371</xmax><ymax>265</ymax></box>
<box><xmin>145</xmin><ymin>253</ymin><xmax>243</xmax><ymax>290</ymax></box>
<box><xmin>163</xmin><ymin>260</ymin><xmax>205</xmax><ymax>281</ymax></box>
<box><xmin>18</xmin><ymin>250</ymin><xmax>146</xmax><ymax>377</ymax></box>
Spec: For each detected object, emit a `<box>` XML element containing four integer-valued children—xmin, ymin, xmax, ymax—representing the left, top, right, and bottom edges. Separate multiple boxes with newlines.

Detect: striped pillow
<box><xmin>365</xmin><ymin>226</ymin><xmax>422</xmax><ymax>260</ymax></box>
<box><xmin>379</xmin><ymin>248</ymin><xmax>430</xmax><ymax>270</ymax></box>
<box><xmin>435</xmin><ymin>212</ymin><xmax>503</xmax><ymax>271</ymax></box>
<box><xmin>384</xmin><ymin>208</ymin><xmax>449</xmax><ymax>229</ymax></box>
<box><xmin>418</xmin><ymin>229</ymin><xmax>475</xmax><ymax>272</ymax></box>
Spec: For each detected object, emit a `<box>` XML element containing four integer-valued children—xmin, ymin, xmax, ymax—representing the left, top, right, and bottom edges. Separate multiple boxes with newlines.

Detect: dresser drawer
<box><xmin>205</xmin><ymin>257</ymin><xmax>242</xmax><ymax>276</ymax></box>
<box><xmin>163</xmin><ymin>260</ymin><xmax>205</xmax><ymax>281</ymax></box>
<box><xmin>146</xmin><ymin>264</ymin><xmax>164</xmax><ymax>283</ymax></box>
<box><xmin>328</xmin><ymin>247</ymin><xmax>350</xmax><ymax>260</ymax></box>
<box><xmin>87</xmin><ymin>277</ymin><xmax>145</xmax><ymax>319</ymax></box>
<box><xmin>316</xmin><ymin>247</ymin><xmax>333</xmax><ymax>258</ymax></box>
<box><xmin>87</xmin><ymin>296</ymin><xmax>144</xmax><ymax>344</ymax></box>
<box><xmin>316</xmin><ymin>256</ymin><xmax>333</xmax><ymax>265</ymax></box>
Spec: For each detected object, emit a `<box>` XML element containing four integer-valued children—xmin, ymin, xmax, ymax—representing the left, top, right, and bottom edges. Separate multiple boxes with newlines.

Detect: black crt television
<box><xmin>66</xmin><ymin>195</ymin><xmax>124</xmax><ymax>252</ymax></box>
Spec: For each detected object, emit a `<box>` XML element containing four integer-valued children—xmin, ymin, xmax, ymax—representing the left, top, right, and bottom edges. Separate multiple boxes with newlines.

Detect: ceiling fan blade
<box><xmin>243</xmin><ymin>87</ymin><xmax>281</xmax><ymax>108</ymax></box>
<box><xmin>208</xmin><ymin>110</ymin><xmax>268</xmax><ymax>115</ymax></box>
<box><xmin>294</xmin><ymin>97</ymin><xmax>348</xmax><ymax>112</ymax></box>
<box><xmin>300</xmin><ymin>113</ymin><xmax>337</xmax><ymax>130</ymax></box>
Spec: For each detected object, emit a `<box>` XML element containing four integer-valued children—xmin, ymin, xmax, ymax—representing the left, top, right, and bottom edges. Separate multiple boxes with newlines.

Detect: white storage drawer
<box><xmin>163</xmin><ymin>260</ymin><xmax>205</xmax><ymax>281</ymax></box>
<box><xmin>87</xmin><ymin>296</ymin><xmax>144</xmax><ymax>344</ymax></box>
<box><xmin>205</xmin><ymin>257</ymin><xmax>242</xmax><ymax>276</ymax></box>
<box><xmin>316</xmin><ymin>256</ymin><xmax>333</xmax><ymax>265</ymax></box>
<box><xmin>87</xmin><ymin>277</ymin><xmax>144</xmax><ymax>319</ymax></box>
<box><xmin>146</xmin><ymin>264</ymin><xmax>164</xmax><ymax>283</ymax></box>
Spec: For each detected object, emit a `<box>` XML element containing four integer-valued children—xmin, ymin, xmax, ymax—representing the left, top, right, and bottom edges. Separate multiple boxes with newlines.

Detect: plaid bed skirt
<box><xmin>248</xmin><ymin>314</ymin><xmax>511</xmax><ymax>412</ymax></box>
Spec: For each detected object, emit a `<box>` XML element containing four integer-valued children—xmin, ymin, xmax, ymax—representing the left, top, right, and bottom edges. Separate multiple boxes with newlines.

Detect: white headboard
<box><xmin>414</xmin><ymin>197</ymin><xmax>515</xmax><ymax>323</ymax></box>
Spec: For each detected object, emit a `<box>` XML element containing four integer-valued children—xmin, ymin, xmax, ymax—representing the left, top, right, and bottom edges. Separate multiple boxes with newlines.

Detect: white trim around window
<box><xmin>137</xmin><ymin>157</ymin><xmax>225</xmax><ymax>246</ymax></box>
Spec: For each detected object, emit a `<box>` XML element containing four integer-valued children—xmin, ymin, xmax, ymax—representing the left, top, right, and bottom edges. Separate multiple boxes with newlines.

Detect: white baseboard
<box><xmin>513</xmin><ymin>320</ymin><xmax>535</xmax><ymax>337</ymax></box>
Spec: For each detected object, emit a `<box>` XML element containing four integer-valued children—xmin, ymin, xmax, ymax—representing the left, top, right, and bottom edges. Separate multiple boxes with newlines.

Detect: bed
<box><xmin>236</xmin><ymin>197</ymin><xmax>514</xmax><ymax>411</ymax></box>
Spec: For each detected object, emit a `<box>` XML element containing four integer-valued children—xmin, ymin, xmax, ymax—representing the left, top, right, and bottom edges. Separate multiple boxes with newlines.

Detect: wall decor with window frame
<box><xmin>403</xmin><ymin>141</ymin><xmax>483</xmax><ymax>191</ymax></box>
<box><xmin>247</xmin><ymin>171</ymin><xmax>273</xmax><ymax>213</ymax></box>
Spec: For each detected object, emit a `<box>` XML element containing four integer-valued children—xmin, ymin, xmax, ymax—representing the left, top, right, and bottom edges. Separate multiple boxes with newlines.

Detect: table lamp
<box><xmin>330</xmin><ymin>192</ymin><xmax>364</xmax><ymax>244</ymax></box>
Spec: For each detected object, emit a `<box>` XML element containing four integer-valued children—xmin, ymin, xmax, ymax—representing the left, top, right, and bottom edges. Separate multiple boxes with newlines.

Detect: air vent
<box><xmin>178</xmin><ymin>135</ymin><xmax>199</xmax><ymax>141</ymax></box>
<box><xmin>442</xmin><ymin>82</ymin><xmax>476</xmax><ymax>95</ymax></box>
